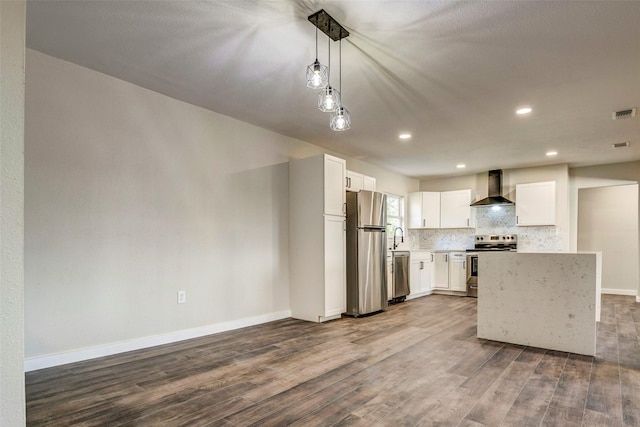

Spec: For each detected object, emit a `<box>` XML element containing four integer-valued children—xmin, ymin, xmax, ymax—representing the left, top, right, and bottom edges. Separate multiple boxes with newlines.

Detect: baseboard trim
<box><xmin>601</xmin><ymin>288</ymin><xmax>638</xmax><ymax>296</ymax></box>
<box><xmin>24</xmin><ymin>310</ymin><xmax>291</xmax><ymax>372</ymax></box>
<box><xmin>406</xmin><ymin>290</ymin><xmax>433</xmax><ymax>300</ymax></box>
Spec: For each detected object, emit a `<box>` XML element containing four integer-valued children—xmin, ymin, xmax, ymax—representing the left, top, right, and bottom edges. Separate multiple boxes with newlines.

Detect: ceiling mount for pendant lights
<box><xmin>306</xmin><ymin>9</ymin><xmax>351</xmax><ymax>131</ymax></box>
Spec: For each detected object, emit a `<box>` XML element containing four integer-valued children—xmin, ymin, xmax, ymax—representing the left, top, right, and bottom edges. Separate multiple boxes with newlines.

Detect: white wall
<box><xmin>1</xmin><ymin>0</ymin><xmax>26</xmax><ymax>424</ymax></box>
<box><xmin>24</xmin><ymin>50</ymin><xmax>419</xmax><ymax>368</ymax></box>
<box><xmin>578</xmin><ymin>185</ymin><xmax>638</xmax><ymax>294</ymax></box>
<box><xmin>570</xmin><ymin>162</ymin><xmax>640</xmax><ymax>298</ymax></box>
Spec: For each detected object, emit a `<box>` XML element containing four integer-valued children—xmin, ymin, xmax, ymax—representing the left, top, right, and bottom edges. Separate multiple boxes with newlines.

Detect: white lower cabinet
<box><xmin>290</xmin><ymin>212</ymin><xmax>346</xmax><ymax>322</ymax></box>
<box><xmin>324</xmin><ymin>215</ymin><xmax>347</xmax><ymax>317</ymax></box>
<box><xmin>448</xmin><ymin>252</ymin><xmax>467</xmax><ymax>292</ymax></box>
<box><xmin>408</xmin><ymin>251</ymin><xmax>433</xmax><ymax>299</ymax></box>
<box><xmin>433</xmin><ymin>252</ymin><xmax>449</xmax><ymax>289</ymax></box>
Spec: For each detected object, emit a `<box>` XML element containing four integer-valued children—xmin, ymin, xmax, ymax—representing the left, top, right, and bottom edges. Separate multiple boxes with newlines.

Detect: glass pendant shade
<box><xmin>330</xmin><ymin>106</ymin><xmax>351</xmax><ymax>131</ymax></box>
<box><xmin>318</xmin><ymin>86</ymin><xmax>341</xmax><ymax>112</ymax></box>
<box><xmin>306</xmin><ymin>59</ymin><xmax>328</xmax><ymax>89</ymax></box>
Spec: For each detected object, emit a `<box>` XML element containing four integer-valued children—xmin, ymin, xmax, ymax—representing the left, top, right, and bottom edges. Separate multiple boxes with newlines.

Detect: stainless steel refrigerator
<box><xmin>345</xmin><ymin>190</ymin><xmax>388</xmax><ymax>316</ymax></box>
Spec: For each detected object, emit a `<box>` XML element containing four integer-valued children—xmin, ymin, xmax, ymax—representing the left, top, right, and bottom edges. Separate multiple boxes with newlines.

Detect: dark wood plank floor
<box><xmin>26</xmin><ymin>294</ymin><xmax>640</xmax><ymax>426</ymax></box>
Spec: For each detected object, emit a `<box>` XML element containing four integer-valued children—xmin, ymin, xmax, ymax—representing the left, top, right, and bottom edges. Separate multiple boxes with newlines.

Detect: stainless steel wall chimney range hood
<box><xmin>470</xmin><ymin>169</ymin><xmax>514</xmax><ymax>207</ymax></box>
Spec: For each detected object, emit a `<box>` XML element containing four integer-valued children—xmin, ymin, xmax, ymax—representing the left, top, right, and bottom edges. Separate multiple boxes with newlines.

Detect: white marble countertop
<box><xmin>477</xmin><ymin>251</ymin><xmax>602</xmax><ymax>356</ymax></box>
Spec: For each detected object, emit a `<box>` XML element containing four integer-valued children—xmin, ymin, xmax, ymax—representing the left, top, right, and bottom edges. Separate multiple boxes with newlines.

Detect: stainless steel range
<box><xmin>466</xmin><ymin>235</ymin><xmax>517</xmax><ymax>297</ymax></box>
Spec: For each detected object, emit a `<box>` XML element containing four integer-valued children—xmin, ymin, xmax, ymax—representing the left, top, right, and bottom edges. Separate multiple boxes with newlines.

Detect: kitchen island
<box><xmin>477</xmin><ymin>252</ymin><xmax>602</xmax><ymax>356</ymax></box>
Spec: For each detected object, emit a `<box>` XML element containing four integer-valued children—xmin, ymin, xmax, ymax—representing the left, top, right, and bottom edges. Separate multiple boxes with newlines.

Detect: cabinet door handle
<box><xmin>445</xmin><ymin>254</ymin><xmax>448</xmax><ymax>262</ymax></box>
<box><xmin>431</xmin><ymin>254</ymin><xmax>434</xmax><ymax>262</ymax></box>
<box><xmin>346</xmin><ymin>177</ymin><xmax>349</xmax><ymax>188</ymax></box>
<box><xmin>467</xmin><ymin>218</ymin><xmax>470</xmax><ymax>227</ymax></box>
<box><xmin>423</xmin><ymin>219</ymin><xmax>426</xmax><ymax>227</ymax></box>
<box><xmin>463</xmin><ymin>260</ymin><xmax>466</xmax><ymax>269</ymax></box>
<box><xmin>343</xmin><ymin>202</ymin><xmax>347</xmax><ymax>215</ymax></box>
<box><xmin>516</xmin><ymin>215</ymin><xmax>519</xmax><ymax>224</ymax></box>
<box><xmin>420</xmin><ymin>261</ymin><xmax>424</xmax><ymax>270</ymax></box>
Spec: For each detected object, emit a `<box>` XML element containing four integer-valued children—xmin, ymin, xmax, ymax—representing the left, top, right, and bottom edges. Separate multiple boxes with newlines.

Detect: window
<box><xmin>385</xmin><ymin>193</ymin><xmax>404</xmax><ymax>235</ymax></box>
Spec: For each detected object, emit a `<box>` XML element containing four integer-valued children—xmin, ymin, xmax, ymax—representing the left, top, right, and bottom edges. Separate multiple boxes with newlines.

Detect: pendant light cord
<box><xmin>314</xmin><ymin>25</ymin><xmax>318</xmax><ymax>60</ymax></box>
<box><xmin>327</xmin><ymin>21</ymin><xmax>331</xmax><ymax>83</ymax></box>
<box><xmin>339</xmin><ymin>36</ymin><xmax>342</xmax><ymax>95</ymax></box>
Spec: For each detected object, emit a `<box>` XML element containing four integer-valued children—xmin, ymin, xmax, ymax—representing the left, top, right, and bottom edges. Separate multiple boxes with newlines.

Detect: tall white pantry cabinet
<box><xmin>289</xmin><ymin>154</ymin><xmax>347</xmax><ymax>322</ymax></box>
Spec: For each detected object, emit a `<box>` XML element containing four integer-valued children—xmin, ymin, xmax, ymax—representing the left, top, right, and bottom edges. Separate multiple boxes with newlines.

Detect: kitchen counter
<box><xmin>477</xmin><ymin>251</ymin><xmax>602</xmax><ymax>356</ymax></box>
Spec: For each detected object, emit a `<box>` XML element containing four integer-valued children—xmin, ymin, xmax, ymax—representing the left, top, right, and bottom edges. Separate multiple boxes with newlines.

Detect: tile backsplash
<box><xmin>415</xmin><ymin>205</ymin><xmax>564</xmax><ymax>252</ymax></box>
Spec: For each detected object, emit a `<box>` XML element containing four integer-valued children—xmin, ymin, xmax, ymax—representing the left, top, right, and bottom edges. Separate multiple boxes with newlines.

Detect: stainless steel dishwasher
<box><xmin>391</xmin><ymin>251</ymin><xmax>410</xmax><ymax>302</ymax></box>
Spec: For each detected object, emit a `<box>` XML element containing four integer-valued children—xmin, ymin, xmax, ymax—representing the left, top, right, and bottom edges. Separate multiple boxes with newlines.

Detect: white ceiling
<box><xmin>26</xmin><ymin>1</ymin><xmax>640</xmax><ymax>179</ymax></box>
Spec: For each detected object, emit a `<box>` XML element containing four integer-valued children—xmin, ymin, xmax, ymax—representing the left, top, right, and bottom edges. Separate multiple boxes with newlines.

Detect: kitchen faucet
<box><xmin>393</xmin><ymin>227</ymin><xmax>404</xmax><ymax>250</ymax></box>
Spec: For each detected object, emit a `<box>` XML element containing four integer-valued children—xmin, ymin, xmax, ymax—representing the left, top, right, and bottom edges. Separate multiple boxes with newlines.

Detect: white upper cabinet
<box><xmin>408</xmin><ymin>189</ymin><xmax>473</xmax><ymax>229</ymax></box>
<box><xmin>345</xmin><ymin>170</ymin><xmax>364</xmax><ymax>192</ymax></box>
<box><xmin>363</xmin><ymin>175</ymin><xmax>376</xmax><ymax>191</ymax></box>
<box><xmin>516</xmin><ymin>181</ymin><xmax>556</xmax><ymax>226</ymax></box>
<box><xmin>324</xmin><ymin>155</ymin><xmax>347</xmax><ymax>216</ymax></box>
<box><xmin>346</xmin><ymin>170</ymin><xmax>376</xmax><ymax>192</ymax></box>
<box><xmin>408</xmin><ymin>192</ymin><xmax>440</xmax><ymax>228</ymax></box>
<box><xmin>440</xmin><ymin>189</ymin><xmax>474</xmax><ymax>228</ymax></box>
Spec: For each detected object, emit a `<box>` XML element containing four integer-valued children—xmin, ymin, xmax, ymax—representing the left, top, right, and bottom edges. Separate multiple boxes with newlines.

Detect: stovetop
<box><xmin>466</xmin><ymin>247</ymin><xmax>517</xmax><ymax>252</ymax></box>
<box><xmin>469</xmin><ymin>234</ymin><xmax>517</xmax><ymax>252</ymax></box>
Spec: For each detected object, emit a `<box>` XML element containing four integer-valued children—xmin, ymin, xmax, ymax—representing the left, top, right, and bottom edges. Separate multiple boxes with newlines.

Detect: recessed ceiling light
<box><xmin>399</xmin><ymin>133</ymin><xmax>412</xmax><ymax>140</ymax></box>
<box><xmin>457</xmin><ymin>164</ymin><xmax>466</xmax><ymax>169</ymax></box>
<box><xmin>546</xmin><ymin>151</ymin><xmax>558</xmax><ymax>156</ymax></box>
<box><xmin>516</xmin><ymin>107</ymin><xmax>533</xmax><ymax>115</ymax></box>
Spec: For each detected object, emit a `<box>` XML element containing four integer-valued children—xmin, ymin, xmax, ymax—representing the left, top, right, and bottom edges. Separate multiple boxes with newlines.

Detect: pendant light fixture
<box><xmin>330</xmin><ymin>35</ymin><xmax>351</xmax><ymax>131</ymax></box>
<box><xmin>305</xmin><ymin>20</ymin><xmax>328</xmax><ymax>89</ymax></box>
<box><xmin>318</xmin><ymin>20</ymin><xmax>340</xmax><ymax>113</ymax></box>
<box><xmin>307</xmin><ymin>10</ymin><xmax>350</xmax><ymax>128</ymax></box>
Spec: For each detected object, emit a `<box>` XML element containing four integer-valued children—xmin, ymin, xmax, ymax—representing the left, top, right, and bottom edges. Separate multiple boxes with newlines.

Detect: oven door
<box><xmin>466</xmin><ymin>254</ymin><xmax>478</xmax><ymax>297</ymax></box>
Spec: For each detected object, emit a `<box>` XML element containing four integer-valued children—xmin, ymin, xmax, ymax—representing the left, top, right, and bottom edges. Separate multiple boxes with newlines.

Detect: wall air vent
<box><xmin>612</xmin><ymin>108</ymin><xmax>636</xmax><ymax>120</ymax></box>
<box><xmin>612</xmin><ymin>141</ymin><xmax>630</xmax><ymax>149</ymax></box>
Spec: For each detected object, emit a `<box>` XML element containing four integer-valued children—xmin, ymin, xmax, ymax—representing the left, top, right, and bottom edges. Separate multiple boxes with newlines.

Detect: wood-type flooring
<box><xmin>26</xmin><ymin>294</ymin><xmax>640</xmax><ymax>426</ymax></box>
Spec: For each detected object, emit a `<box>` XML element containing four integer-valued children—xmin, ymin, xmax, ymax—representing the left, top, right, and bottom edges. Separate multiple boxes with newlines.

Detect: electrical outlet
<box><xmin>177</xmin><ymin>290</ymin><xmax>186</xmax><ymax>304</ymax></box>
